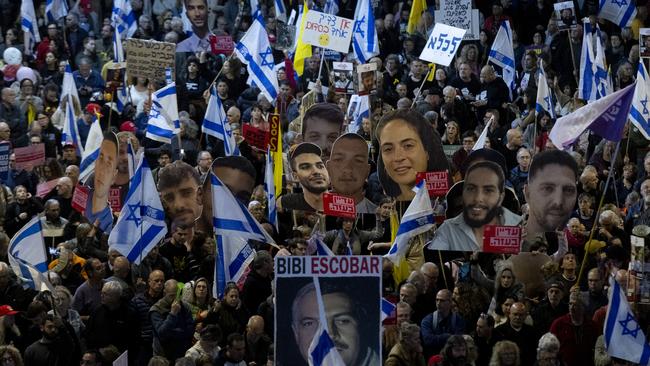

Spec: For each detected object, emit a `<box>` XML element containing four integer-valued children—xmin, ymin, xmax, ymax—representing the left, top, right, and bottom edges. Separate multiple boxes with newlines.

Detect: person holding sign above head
<box><xmin>429</xmin><ymin>161</ymin><xmax>522</xmax><ymax>252</ymax></box>
<box><xmin>277</xmin><ymin>143</ymin><xmax>330</xmax><ymax>212</ymax></box>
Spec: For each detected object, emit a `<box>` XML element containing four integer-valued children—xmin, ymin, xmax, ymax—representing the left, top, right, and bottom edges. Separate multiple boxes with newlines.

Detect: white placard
<box><xmin>302</xmin><ymin>10</ymin><xmax>354</xmax><ymax>53</ymax></box>
<box><xmin>434</xmin><ymin>0</ymin><xmax>479</xmax><ymax>40</ymax></box>
<box><xmin>419</xmin><ymin>23</ymin><xmax>467</xmax><ymax>66</ymax></box>
<box><xmin>113</xmin><ymin>351</ymin><xmax>127</xmax><ymax>366</ymax></box>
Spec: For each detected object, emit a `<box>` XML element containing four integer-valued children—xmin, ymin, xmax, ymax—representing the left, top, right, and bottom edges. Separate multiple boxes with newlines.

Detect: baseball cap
<box><xmin>120</xmin><ymin>121</ymin><xmax>137</xmax><ymax>133</ymax></box>
<box><xmin>63</xmin><ymin>142</ymin><xmax>76</xmax><ymax>149</ymax></box>
<box><xmin>0</xmin><ymin>305</ymin><xmax>18</xmax><ymax>316</ymax></box>
<box><xmin>289</xmin><ymin>142</ymin><xmax>322</xmax><ymax>163</ymax></box>
<box><xmin>547</xmin><ymin>281</ymin><xmax>565</xmax><ymax>292</ymax></box>
<box><xmin>85</xmin><ymin>103</ymin><xmax>103</xmax><ymax>117</ymax></box>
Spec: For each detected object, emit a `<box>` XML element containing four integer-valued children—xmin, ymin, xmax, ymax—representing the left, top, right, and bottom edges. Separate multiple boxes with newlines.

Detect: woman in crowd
<box><xmin>442</xmin><ymin>121</ymin><xmax>462</xmax><ymax>145</ymax></box>
<box><xmin>490</xmin><ymin>340</ymin><xmax>521</xmax><ymax>366</ymax></box>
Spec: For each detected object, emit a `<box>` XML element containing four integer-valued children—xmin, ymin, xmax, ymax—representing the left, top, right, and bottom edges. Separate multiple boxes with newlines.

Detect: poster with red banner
<box><xmin>416</xmin><ymin>171</ymin><xmax>449</xmax><ymax>197</ymax></box>
<box><xmin>242</xmin><ymin>124</ymin><xmax>270</xmax><ymax>150</ymax></box>
<box><xmin>36</xmin><ymin>179</ymin><xmax>58</xmax><ymax>198</ymax></box>
<box><xmin>483</xmin><ymin>225</ymin><xmax>521</xmax><ymax>254</ymax></box>
<box><xmin>322</xmin><ymin>192</ymin><xmax>356</xmax><ymax>219</ymax></box>
<box><xmin>71</xmin><ymin>185</ymin><xmax>89</xmax><ymax>213</ymax></box>
<box><xmin>210</xmin><ymin>35</ymin><xmax>234</xmax><ymax>55</ymax></box>
<box><xmin>15</xmin><ymin>144</ymin><xmax>45</xmax><ymax>171</ymax></box>
<box><xmin>269</xmin><ymin>114</ymin><xmax>281</xmax><ymax>153</ymax></box>
<box><xmin>109</xmin><ymin>188</ymin><xmax>122</xmax><ymax>212</ymax></box>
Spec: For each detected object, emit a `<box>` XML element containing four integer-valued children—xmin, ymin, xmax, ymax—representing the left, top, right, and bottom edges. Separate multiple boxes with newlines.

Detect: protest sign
<box><xmin>334</xmin><ymin>62</ymin><xmax>354</xmax><ymax>94</ymax></box>
<box><xmin>210</xmin><ymin>35</ymin><xmax>234</xmax><ymax>55</ymax></box>
<box><xmin>554</xmin><ymin>1</ymin><xmax>577</xmax><ymax>31</ymax></box>
<box><xmin>0</xmin><ymin>142</ymin><xmax>9</xmax><ymax>181</ymax></box>
<box><xmin>242</xmin><ymin>124</ymin><xmax>270</xmax><ymax>150</ymax></box>
<box><xmin>14</xmin><ymin>144</ymin><xmax>45</xmax><ymax>171</ymax></box>
<box><xmin>269</xmin><ymin>114</ymin><xmax>281</xmax><ymax>153</ymax></box>
<box><xmin>420</xmin><ymin>23</ymin><xmax>466</xmax><ymax>66</ymax></box>
<box><xmin>275</xmin><ymin>255</ymin><xmax>381</xmax><ymax>365</ymax></box>
<box><xmin>125</xmin><ymin>39</ymin><xmax>175</xmax><ymax>85</ymax></box>
<box><xmin>323</xmin><ymin>192</ymin><xmax>356</xmax><ymax>219</ymax></box>
<box><xmin>483</xmin><ymin>225</ymin><xmax>521</xmax><ymax>254</ymax></box>
<box><xmin>276</xmin><ymin>22</ymin><xmax>296</xmax><ymax>50</ymax></box>
<box><xmin>36</xmin><ymin>179</ymin><xmax>58</xmax><ymax>198</ymax></box>
<box><xmin>357</xmin><ymin>63</ymin><xmax>377</xmax><ymax>96</ymax></box>
<box><xmin>302</xmin><ymin>10</ymin><xmax>354</xmax><ymax>53</ymax></box>
<box><xmin>71</xmin><ymin>184</ymin><xmax>89</xmax><ymax>213</ymax></box>
<box><xmin>416</xmin><ymin>171</ymin><xmax>450</xmax><ymax>197</ymax></box>
<box><xmin>109</xmin><ymin>187</ymin><xmax>122</xmax><ymax>212</ymax></box>
<box><xmin>434</xmin><ymin>0</ymin><xmax>480</xmax><ymax>40</ymax></box>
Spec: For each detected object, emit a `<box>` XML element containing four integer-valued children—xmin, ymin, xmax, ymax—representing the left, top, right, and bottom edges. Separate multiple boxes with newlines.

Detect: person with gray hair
<box><xmin>385</xmin><ymin>322</ymin><xmax>425</xmax><ymax>366</ymax></box>
<box><xmin>40</xmin><ymin>199</ymin><xmax>68</xmax><ymax>246</ymax></box>
<box><xmin>536</xmin><ymin>332</ymin><xmax>561</xmax><ymax>366</ymax></box>
<box><xmin>85</xmin><ymin>280</ymin><xmax>129</xmax><ymax>350</ymax></box>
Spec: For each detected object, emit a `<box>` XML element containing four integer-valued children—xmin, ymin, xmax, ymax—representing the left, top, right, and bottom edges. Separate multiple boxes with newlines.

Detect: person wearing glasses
<box><xmin>421</xmin><ymin>289</ymin><xmax>466</xmax><ymax>359</ymax></box>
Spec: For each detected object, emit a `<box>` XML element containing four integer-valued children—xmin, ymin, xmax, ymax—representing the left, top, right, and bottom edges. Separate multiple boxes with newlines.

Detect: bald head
<box><xmin>227</xmin><ymin>106</ymin><xmax>241</xmax><ymax>124</ymax></box>
<box><xmin>112</xmin><ymin>256</ymin><xmax>130</xmax><ymax>278</ymax></box>
<box><xmin>247</xmin><ymin>315</ymin><xmax>265</xmax><ymax>333</ymax></box>
<box><xmin>480</xmin><ymin>66</ymin><xmax>495</xmax><ymax>83</ymax></box>
<box><xmin>56</xmin><ymin>177</ymin><xmax>74</xmax><ymax>198</ymax></box>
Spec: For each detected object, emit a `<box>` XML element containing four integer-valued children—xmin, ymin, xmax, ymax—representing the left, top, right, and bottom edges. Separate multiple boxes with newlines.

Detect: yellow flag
<box><xmin>407</xmin><ymin>0</ymin><xmax>428</xmax><ymax>34</ymax></box>
<box><xmin>273</xmin><ymin>123</ymin><xmax>283</xmax><ymax>198</ymax></box>
<box><xmin>294</xmin><ymin>0</ymin><xmax>312</xmax><ymax>76</ymax></box>
<box><xmin>426</xmin><ymin>63</ymin><xmax>436</xmax><ymax>81</ymax></box>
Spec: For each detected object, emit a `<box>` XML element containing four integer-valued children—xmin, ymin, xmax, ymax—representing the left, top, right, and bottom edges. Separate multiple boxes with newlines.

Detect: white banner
<box><xmin>419</xmin><ymin>23</ymin><xmax>467</xmax><ymax>66</ymax></box>
<box><xmin>302</xmin><ymin>10</ymin><xmax>354</xmax><ymax>53</ymax></box>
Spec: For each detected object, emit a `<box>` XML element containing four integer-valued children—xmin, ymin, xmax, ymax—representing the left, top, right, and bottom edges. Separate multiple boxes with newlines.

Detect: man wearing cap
<box><xmin>531</xmin><ymin>282</ymin><xmax>567</xmax><ymax>333</ymax></box>
<box><xmin>78</xmin><ymin>103</ymin><xmax>102</xmax><ymax>144</ymax></box>
<box><xmin>278</xmin><ymin>143</ymin><xmax>330</xmax><ymax>212</ymax></box>
<box><xmin>59</xmin><ymin>143</ymin><xmax>80</xmax><ymax>168</ymax></box>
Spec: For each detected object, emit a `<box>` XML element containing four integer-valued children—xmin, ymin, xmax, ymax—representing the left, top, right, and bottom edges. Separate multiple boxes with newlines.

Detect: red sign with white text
<box><xmin>483</xmin><ymin>225</ymin><xmax>521</xmax><ymax>254</ymax></box>
<box><xmin>109</xmin><ymin>188</ymin><xmax>122</xmax><ymax>213</ymax></box>
<box><xmin>416</xmin><ymin>171</ymin><xmax>449</xmax><ymax>197</ymax></box>
<box><xmin>210</xmin><ymin>35</ymin><xmax>234</xmax><ymax>55</ymax></box>
<box><xmin>71</xmin><ymin>185</ymin><xmax>89</xmax><ymax>213</ymax></box>
<box><xmin>242</xmin><ymin>124</ymin><xmax>270</xmax><ymax>150</ymax></box>
<box><xmin>322</xmin><ymin>192</ymin><xmax>356</xmax><ymax>219</ymax></box>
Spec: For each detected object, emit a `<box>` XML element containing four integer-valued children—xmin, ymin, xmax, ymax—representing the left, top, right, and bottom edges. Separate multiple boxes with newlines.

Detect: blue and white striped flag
<box><xmin>21</xmin><ymin>0</ymin><xmax>41</xmax><ymax>53</ymax></box>
<box><xmin>145</xmin><ymin>83</ymin><xmax>180</xmax><ymax>143</ymax></box>
<box><xmin>112</xmin><ymin>0</ymin><xmax>137</xmax><ymax>38</ymax></box>
<box><xmin>386</xmin><ymin>180</ymin><xmax>435</xmax><ymax>263</ymax></box>
<box><xmin>8</xmin><ymin>217</ymin><xmax>52</xmax><ymax>291</ymax></box>
<box><xmin>352</xmin><ymin>0</ymin><xmax>379</xmax><ymax>64</ymax></box>
<box><xmin>234</xmin><ymin>13</ymin><xmax>279</xmax><ymax>103</ymax></box>
<box><xmin>488</xmin><ymin>21</ymin><xmax>515</xmax><ymax>100</ymax></box>
<box><xmin>61</xmin><ymin>63</ymin><xmax>80</xmax><ymax>115</ymax></box>
<box><xmin>112</xmin><ymin>27</ymin><xmax>128</xmax><ymax>114</ymax></box>
<box><xmin>203</xmin><ymin>85</ymin><xmax>239</xmax><ymax>156</ymax></box>
<box><xmin>214</xmin><ymin>234</ymin><xmax>254</xmax><ymax>299</ymax></box>
<box><xmin>307</xmin><ymin>230</ymin><xmax>335</xmax><ymax>256</ymax></box>
<box><xmin>274</xmin><ymin>0</ymin><xmax>287</xmax><ymax>22</ymax></box>
<box><xmin>535</xmin><ymin>62</ymin><xmax>556</xmax><ymax>118</ymax></box>
<box><xmin>78</xmin><ymin>115</ymin><xmax>103</xmax><ymax>183</ymax></box>
<box><xmin>381</xmin><ymin>298</ymin><xmax>396</xmax><ymax>322</ymax></box>
<box><xmin>599</xmin><ymin>0</ymin><xmax>637</xmax><ymax>28</ymax></box>
<box><xmin>127</xmin><ymin>137</ymin><xmax>137</xmax><ymax>177</ymax></box>
<box><xmin>108</xmin><ymin>150</ymin><xmax>167</xmax><ymax>265</ymax></box>
<box><xmin>579</xmin><ymin>19</ymin><xmax>597</xmax><ymax>102</ymax></box>
<box><xmin>62</xmin><ymin>95</ymin><xmax>84</xmax><ymax>158</ymax></box>
<box><xmin>595</xmin><ymin>25</ymin><xmax>608</xmax><ymax>99</ymax></box>
<box><xmin>324</xmin><ymin>0</ymin><xmax>339</xmax><ymax>14</ymax></box>
<box><xmin>631</xmin><ymin>62</ymin><xmax>650</xmax><ymax>140</ymax></box>
<box><xmin>308</xmin><ymin>277</ymin><xmax>346</xmax><ymax>366</ymax></box>
<box><xmin>264</xmin><ymin>148</ymin><xmax>278</xmax><ymax>230</ymax></box>
<box><xmin>604</xmin><ymin>276</ymin><xmax>650</xmax><ymax>364</ymax></box>
<box><xmin>45</xmin><ymin>0</ymin><xmax>68</xmax><ymax>22</ymax></box>
<box><xmin>347</xmin><ymin>94</ymin><xmax>369</xmax><ymax>133</ymax></box>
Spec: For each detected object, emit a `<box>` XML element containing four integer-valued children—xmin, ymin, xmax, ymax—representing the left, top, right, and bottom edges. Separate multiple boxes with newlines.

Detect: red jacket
<box><xmin>550</xmin><ymin>314</ymin><xmax>597</xmax><ymax>366</ymax></box>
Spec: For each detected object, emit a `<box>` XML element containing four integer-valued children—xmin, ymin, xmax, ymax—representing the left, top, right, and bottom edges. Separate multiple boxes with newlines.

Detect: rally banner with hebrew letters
<box><xmin>434</xmin><ymin>0</ymin><xmax>480</xmax><ymax>40</ymax></box>
<box><xmin>302</xmin><ymin>10</ymin><xmax>354</xmax><ymax>53</ymax></box>
<box><xmin>125</xmin><ymin>39</ymin><xmax>175</xmax><ymax>84</ymax></box>
<box><xmin>420</xmin><ymin>23</ymin><xmax>467</xmax><ymax>66</ymax></box>
<box><xmin>269</xmin><ymin>114</ymin><xmax>281</xmax><ymax>153</ymax></box>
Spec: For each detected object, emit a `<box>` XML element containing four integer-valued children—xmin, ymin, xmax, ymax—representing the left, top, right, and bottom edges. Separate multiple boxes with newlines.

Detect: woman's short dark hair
<box><xmin>375</xmin><ymin>109</ymin><xmax>450</xmax><ymax>198</ymax></box>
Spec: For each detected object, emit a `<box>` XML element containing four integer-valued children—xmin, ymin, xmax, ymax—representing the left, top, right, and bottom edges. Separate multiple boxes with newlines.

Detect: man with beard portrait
<box><xmin>429</xmin><ymin>160</ymin><xmax>521</xmax><ymax>252</ymax></box>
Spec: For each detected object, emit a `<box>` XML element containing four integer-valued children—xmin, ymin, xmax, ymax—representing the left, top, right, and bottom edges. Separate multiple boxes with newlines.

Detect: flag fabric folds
<box><xmin>535</xmin><ymin>62</ymin><xmax>556</xmax><ymax>118</ymax></box>
<box><xmin>45</xmin><ymin>0</ymin><xmax>68</xmax><ymax>22</ymax></box>
<box><xmin>62</xmin><ymin>95</ymin><xmax>84</xmax><ymax>158</ymax></box>
<box><xmin>202</xmin><ymin>86</ymin><xmax>239</xmax><ymax>156</ymax></box>
<box><xmin>549</xmin><ymin>82</ymin><xmax>636</xmax><ymax>149</ymax></box>
<box><xmin>473</xmin><ymin>117</ymin><xmax>492</xmax><ymax>151</ymax></box>
<box><xmin>214</xmin><ymin>235</ymin><xmax>255</xmax><ymax>299</ymax></box>
<box><xmin>264</xmin><ymin>148</ymin><xmax>278</xmax><ymax>230</ymax></box>
<box><xmin>78</xmin><ymin>116</ymin><xmax>103</xmax><ymax>183</ymax></box>
<box><xmin>109</xmin><ymin>151</ymin><xmax>168</xmax><ymax>265</ymax></box>
<box><xmin>352</xmin><ymin>0</ymin><xmax>379</xmax><ymax>64</ymax></box>
<box><xmin>21</xmin><ymin>0</ymin><xmax>41</xmax><ymax>52</ymax></box>
<box><xmin>407</xmin><ymin>0</ymin><xmax>427</xmax><ymax>34</ymax></box>
<box><xmin>308</xmin><ymin>278</ymin><xmax>346</xmax><ymax>366</ymax></box>
<box><xmin>631</xmin><ymin>62</ymin><xmax>650</xmax><ymax>140</ymax></box>
<box><xmin>579</xmin><ymin>19</ymin><xmax>597</xmax><ymax>102</ymax></box>
<box><xmin>381</xmin><ymin>298</ymin><xmax>396</xmax><ymax>322</ymax></box>
<box><xmin>604</xmin><ymin>276</ymin><xmax>650</xmax><ymax>364</ymax></box>
<box><xmin>145</xmin><ymin>83</ymin><xmax>180</xmax><ymax>143</ymax></box>
<box><xmin>234</xmin><ymin>13</ymin><xmax>279</xmax><ymax>103</ymax></box>
<box><xmin>61</xmin><ymin>63</ymin><xmax>81</xmax><ymax>116</ymax></box>
<box><xmin>347</xmin><ymin>94</ymin><xmax>369</xmax><ymax>133</ymax></box>
<box><xmin>307</xmin><ymin>229</ymin><xmax>335</xmax><ymax>256</ymax></box>
<box><xmin>487</xmin><ymin>21</ymin><xmax>515</xmax><ymax>100</ymax></box>
<box><xmin>294</xmin><ymin>0</ymin><xmax>312</xmax><ymax>76</ymax></box>
<box><xmin>594</xmin><ymin>25</ymin><xmax>608</xmax><ymax>99</ymax></box>
<box><xmin>112</xmin><ymin>0</ymin><xmax>137</xmax><ymax>38</ymax></box>
<box><xmin>599</xmin><ymin>0</ymin><xmax>637</xmax><ymax>28</ymax></box>
<box><xmin>8</xmin><ymin>216</ymin><xmax>52</xmax><ymax>291</ymax></box>
<box><xmin>274</xmin><ymin>0</ymin><xmax>287</xmax><ymax>22</ymax></box>
<box><xmin>385</xmin><ymin>180</ymin><xmax>435</xmax><ymax>263</ymax></box>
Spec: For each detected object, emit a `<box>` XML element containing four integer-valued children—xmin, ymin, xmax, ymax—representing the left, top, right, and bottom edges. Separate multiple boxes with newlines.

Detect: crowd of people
<box><xmin>0</xmin><ymin>0</ymin><xmax>645</xmax><ymax>365</ymax></box>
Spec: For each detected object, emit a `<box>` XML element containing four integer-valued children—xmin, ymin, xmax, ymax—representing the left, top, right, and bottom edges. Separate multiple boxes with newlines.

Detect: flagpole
<box><xmin>317</xmin><ymin>47</ymin><xmax>326</xmax><ymax>81</ymax></box>
<box><xmin>411</xmin><ymin>67</ymin><xmax>433</xmax><ymax>108</ymax></box>
<box><xmin>567</xmin><ymin>31</ymin><xmax>579</xmax><ymax>86</ymax></box>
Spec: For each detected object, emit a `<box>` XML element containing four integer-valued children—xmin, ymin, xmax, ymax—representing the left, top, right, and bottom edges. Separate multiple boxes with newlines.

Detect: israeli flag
<box><xmin>78</xmin><ymin>116</ymin><xmax>103</xmax><ymax>183</ymax></box>
<box><xmin>211</xmin><ymin>172</ymin><xmax>276</xmax><ymax>245</ymax></box>
<box><xmin>599</xmin><ymin>0</ymin><xmax>637</xmax><ymax>28</ymax></box>
<box><xmin>127</xmin><ymin>137</ymin><xmax>137</xmax><ymax>178</ymax></box>
<box><xmin>631</xmin><ymin>62</ymin><xmax>650</xmax><ymax>140</ymax></box>
<box><xmin>109</xmin><ymin>150</ymin><xmax>167</xmax><ymax>264</ymax></box>
<box><xmin>202</xmin><ymin>86</ymin><xmax>239</xmax><ymax>156</ymax></box>
<box><xmin>324</xmin><ymin>0</ymin><xmax>339</xmax><ymax>14</ymax></box>
<box><xmin>347</xmin><ymin>95</ymin><xmax>370</xmax><ymax>133</ymax></box>
<box><xmin>112</xmin><ymin>29</ymin><xmax>128</xmax><ymax>114</ymax></box>
<box><xmin>46</xmin><ymin>0</ymin><xmax>68</xmax><ymax>22</ymax></box>
<box><xmin>274</xmin><ymin>0</ymin><xmax>287</xmax><ymax>22</ymax></box>
<box><xmin>8</xmin><ymin>217</ymin><xmax>52</xmax><ymax>292</ymax></box>
<box><xmin>307</xmin><ymin>230</ymin><xmax>335</xmax><ymax>256</ymax></box>
<box><xmin>579</xmin><ymin>19</ymin><xmax>597</xmax><ymax>102</ymax></box>
<box><xmin>264</xmin><ymin>148</ymin><xmax>278</xmax><ymax>230</ymax></box>
<box><xmin>604</xmin><ymin>276</ymin><xmax>650</xmax><ymax>364</ymax></box>
<box><xmin>112</xmin><ymin>0</ymin><xmax>137</xmax><ymax>38</ymax></box>
<box><xmin>488</xmin><ymin>21</ymin><xmax>515</xmax><ymax>100</ymax></box>
<box><xmin>145</xmin><ymin>83</ymin><xmax>179</xmax><ymax>144</ymax></box>
<box><xmin>21</xmin><ymin>0</ymin><xmax>40</xmax><ymax>52</ymax></box>
<box><xmin>385</xmin><ymin>180</ymin><xmax>435</xmax><ymax>263</ymax></box>
<box><xmin>61</xmin><ymin>63</ymin><xmax>80</xmax><ymax>115</ymax></box>
<box><xmin>234</xmin><ymin>12</ymin><xmax>279</xmax><ymax>103</ymax></box>
<box><xmin>535</xmin><ymin>62</ymin><xmax>556</xmax><ymax>118</ymax></box>
<box><xmin>214</xmin><ymin>235</ymin><xmax>255</xmax><ymax>299</ymax></box>
<box><xmin>352</xmin><ymin>0</ymin><xmax>378</xmax><ymax>65</ymax></box>
<box><xmin>473</xmin><ymin>118</ymin><xmax>492</xmax><ymax>151</ymax></box>
<box><xmin>62</xmin><ymin>95</ymin><xmax>84</xmax><ymax>158</ymax></box>
<box><xmin>595</xmin><ymin>25</ymin><xmax>608</xmax><ymax>99</ymax></box>
<box><xmin>381</xmin><ymin>298</ymin><xmax>396</xmax><ymax>322</ymax></box>
<box><xmin>308</xmin><ymin>277</ymin><xmax>346</xmax><ymax>366</ymax></box>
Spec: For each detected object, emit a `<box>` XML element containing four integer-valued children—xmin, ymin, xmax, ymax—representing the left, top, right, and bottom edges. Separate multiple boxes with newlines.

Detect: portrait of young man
<box><xmin>158</xmin><ymin>161</ymin><xmax>203</xmax><ymax>228</ymax></box>
<box><xmin>278</xmin><ymin>142</ymin><xmax>330</xmax><ymax>213</ymax></box>
<box><xmin>301</xmin><ymin>104</ymin><xmax>344</xmax><ymax>161</ymax></box>
<box><xmin>85</xmin><ymin>131</ymin><xmax>119</xmax><ymax>233</ymax></box>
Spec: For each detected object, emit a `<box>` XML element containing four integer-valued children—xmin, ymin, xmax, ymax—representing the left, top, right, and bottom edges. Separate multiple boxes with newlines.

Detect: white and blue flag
<box><xmin>604</xmin><ymin>276</ymin><xmax>650</xmax><ymax>364</ymax></box>
<box><xmin>386</xmin><ymin>180</ymin><xmax>435</xmax><ymax>263</ymax></box>
<box><xmin>535</xmin><ymin>62</ymin><xmax>556</xmax><ymax>118</ymax></box>
<box><xmin>21</xmin><ymin>0</ymin><xmax>41</xmax><ymax>53</ymax></box>
<box><xmin>324</xmin><ymin>0</ymin><xmax>339</xmax><ymax>14</ymax></box>
<box><xmin>274</xmin><ymin>0</ymin><xmax>287</xmax><ymax>22</ymax></box>
<box><xmin>473</xmin><ymin>117</ymin><xmax>492</xmax><ymax>151</ymax></box>
<box><xmin>62</xmin><ymin>95</ymin><xmax>84</xmax><ymax>158</ymax></box>
<box><xmin>234</xmin><ymin>13</ymin><xmax>279</xmax><ymax>103</ymax></box>
<box><xmin>307</xmin><ymin>229</ymin><xmax>335</xmax><ymax>256</ymax></box>
<box><xmin>631</xmin><ymin>62</ymin><xmax>650</xmax><ymax>140</ymax></box>
<box><xmin>214</xmin><ymin>234</ymin><xmax>254</xmax><ymax>299</ymax></box>
<box><xmin>264</xmin><ymin>148</ymin><xmax>278</xmax><ymax>230</ymax></box>
<box><xmin>488</xmin><ymin>21</ymin><xmax>515</xmax><ymax>100</ymax></box>
<box><xmin>347</xmin><ymin>94</ymin><xmax>369</xmax><ymax>133</ymax></box>
<box><xmin>8</xmin><ymin>217</ymin><xmax>52</xmax><ymax>291</ymax></box>
<box><xmin>579</xmin><ymin>19</ymin><xmax>597</xmax><ymax>102</ymax></box>
<box><xmin>352</xmin><ymin>0</ymin><xmax>378</xmax><ymax>63</ymax></box>
<box><xmin>109</xmin><ymin>151</ymin><xmax>167</xmax><ymax>265</ymax></box>
<box><xmin>203</xmin><ymin>86</ymin><xmax>239</xmax><ymax>156</ymax></box>
<box><xmin>381</xmin><ymin>298</ymin><xmax>396</xmax><ymax>322</ymax></box>
<box><xmin>595</xmin><ymin>25</ymin><xmax>609</xmax><ymax>99</ymax></box>
<box><xmin>45</xmin><ymin>0</ymin><xmax>68</xmax><ymax>22</ymax></box>
<box><xmin>145</xmin><ymin>83</ymin><xmax>180</xmax><ymax>144</ymax></box>
<box><xmin>78</xmin><ymin>115</ymin><xmax>103</xmax><ymax>183</ymax></box>
<box><xmin>112</xmin><ymin>0</ymin><xmax>137</xmax><ymax>38</ymax></box>
<box><xmin>599</xmin><ymin>0</ymin><xmax>637</xmax><ymax>28</ymax></box>
<box><xmin>112</xmin><ymin>28</ymin><xmax>128</xmax><ymax>113</ymax></box>
<box><xmin>127</xmin><ymin>137</ymin><xmax>137</xmax><ymax>178</ymax></box>
<box><xmin>308</xmin><ymin>277</ymin><xmax>346</xmax><ymax>366</ymax></box>
<box><xmin>61</xmin><ymin>63</ymin><xmax>80</xmax><ymax>115</ymax></box>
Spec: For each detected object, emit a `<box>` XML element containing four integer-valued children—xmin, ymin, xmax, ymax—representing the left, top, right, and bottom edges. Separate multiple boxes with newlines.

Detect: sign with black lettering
<box><xmin>125</xmin><ymin>39</ymin><xmax>176</xmax><ymax>85</ymax></box>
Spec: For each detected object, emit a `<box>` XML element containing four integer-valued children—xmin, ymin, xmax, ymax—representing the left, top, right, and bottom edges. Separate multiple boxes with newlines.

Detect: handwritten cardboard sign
<box><xmin>483</xmin><ymin>225</ymin><xmax>521</xmax><ymax>254</ymax></box>
<box><xmin>323</xmin><ymin>192</ymin><xmax>356</xmax><ymax>219</ymax></box>
<box><xmin>416</xmin><ymin>171</ymin><xmax>449</xmax><ymax>197</ymax></box>
<box><xmin>420</xmin><ymin>23</ymin><xmax>467</xmax><ymax>66</ymax></box>
<box><xmin>302</xmin><ymin>11</ymin><xmax>353</xmax><ymax>53</ymax></box>
<box><xmin>71</xmin><ymin>185</ymin><xmax>89</xmax><ymax>213</ymax></box>
<box><xmin>125</xmin><ymin>39</ymin><xmax>175</xmax><ymax>85</ymax></box>
<box><xmin>14</xmin><ymin>144</ymin><xmax>45</xmax><ymax>171</ymax></box>
<box><xmin>210</xmin><ymin>35</ymin><xmax>234</xmax><ymax>55</ymax></box>
<box><xmin>242</xmin><ymin>124</ymin><xmax>270</xmax><ymax>150</ymax></box>
<box><xmin>269</xmin><ymin>114</ymin><xmax>281</xmax><ymax>153</ymax></box>
<box><xmin>434</xmin><ymin>0</ymin><xmax>480</xmax><ymax>40</ymax></box>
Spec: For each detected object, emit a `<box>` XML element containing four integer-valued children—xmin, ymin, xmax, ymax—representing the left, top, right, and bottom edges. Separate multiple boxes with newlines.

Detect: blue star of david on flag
<box><xmin>612</xmin><ymin>0</ymin><xmax>627</xmax><ymax>6</ymax></box>
<box><xmin>125</xmin><ymin>204</ymin><xmax>142</xmax><ymax>227</ymax></box>
<box><xmin>259</xmin><ymin>47</ymin><xmax>274</xmax><ymax>71</ymax></box>
<box><xmin>620</xmin><ymin>313</ymin><xmax>641</xmax><ymax>338</ymax></box>
<box><xmin>354</xmin><ymin>16</ymin><xmax>366</xmax><ymax>38</ymax></box>
<box><xmin>641</xmin><ymin>97</ymin><xmax>649</xmax><ymax>115</ymax></box>
<box><xmin>150</xmin><ymin>104</ymin><xmax>161</xmax><ymax>119</ymax></box>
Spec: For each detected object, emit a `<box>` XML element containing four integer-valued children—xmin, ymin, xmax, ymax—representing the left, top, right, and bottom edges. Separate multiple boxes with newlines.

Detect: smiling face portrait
<box><xmin>462</xmin><ymin>161</ymin><xmax>505</xmax><ymax>228</ymax></box>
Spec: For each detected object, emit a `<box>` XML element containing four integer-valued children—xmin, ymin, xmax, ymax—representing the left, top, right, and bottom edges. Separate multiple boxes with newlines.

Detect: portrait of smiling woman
<box><xmin>376</xmin><ymin>109</ymin><xmax>451</xmax><ymax>201</ymax></box>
